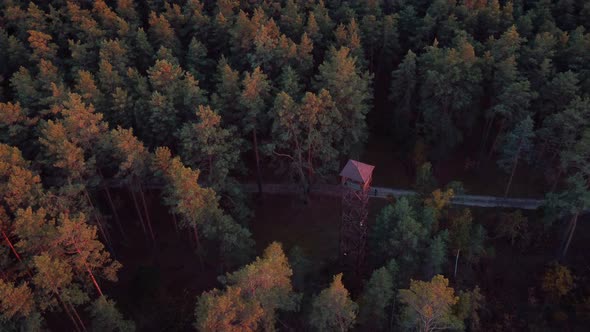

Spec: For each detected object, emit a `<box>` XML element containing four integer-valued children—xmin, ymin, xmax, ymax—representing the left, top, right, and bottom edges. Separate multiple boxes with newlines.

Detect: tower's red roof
<box><xmin>339</xmin><ymin>160</ymin><xmax>374</xmax><ymax>184</ymax></box>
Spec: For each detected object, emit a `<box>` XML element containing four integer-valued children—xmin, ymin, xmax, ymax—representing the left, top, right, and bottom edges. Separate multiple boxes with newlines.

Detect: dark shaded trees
<box><xmin>309</xmin><ymin>273</ymin><xmax>357</xmax><ymax>332</ymax></box>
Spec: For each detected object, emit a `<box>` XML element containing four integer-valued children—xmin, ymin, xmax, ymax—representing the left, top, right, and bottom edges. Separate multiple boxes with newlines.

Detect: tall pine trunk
<box><xmin>138</xmin><ymin>182</ymin><xmax>155</xmax><ymax>241</ymax></box>
<box><xmin>74</xmin><ymin>244</ymin><xmax>104</xmax><ymax>297</ymax></box>
<box><xmin>252</xmin><ymin>129</ymin><xmax>263</xmax><ymax>196</ymax></box>
<box><xmin>98</xmin><ymin>169</ymin><xmax>125</xmax><ymax>238</ymax></box>
<box><xmin>129</xmin><ymin>184</ymin><xmax>147</xmax><ymax>238</ymax></box>
<box><xmin>83</xmin><ymin>188</ymin><xmax>112</xmax><ymax>251</ymax></box>
<box><xmin>171</xmin><ymin>213</ymin><xmax>179</xmax><ymax>234</ymax></box>
<box><xmin>68</xmin><ymin>301</ymin><xmax>87</xmax><ymax>332</ymax></box>
<box><xmin>479</xmin><ymin>114</ymin><xmax>495</xmax><ymax>164</ymax></box>
<box><xmin>193</xmin><ymin>226</ymin><xmax>204</xmax><ymax>268</ymax></box>
<box><xmin>2</xmin><ymin>230</ymin><xmax>33</xmax><ymax>278</ymax></box>
<box><xmin>488</xmin><ymin>119</ymin><xmax>505</xmax><ymax>159</ymax></box>
<box><xmin>454</xmin><ymin>249</ymin><xmax>460</xmax><ymax>278</ymax></box>
<box><xmin>504</xmin><ymin>140</ymin><xmax>522</xmax><ymax>198</ymax></box>
<box><xmin>562</xmin><ymin>212</ymin><xmax>579</xmax><ymax>258</ymax></box>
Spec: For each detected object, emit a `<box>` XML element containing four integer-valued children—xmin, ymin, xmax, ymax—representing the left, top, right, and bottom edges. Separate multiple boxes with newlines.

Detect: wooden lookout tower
<box><xmin>339</xmin><ymin>160</ymin><xmax>374</xmax><ymax>272</ymax></box>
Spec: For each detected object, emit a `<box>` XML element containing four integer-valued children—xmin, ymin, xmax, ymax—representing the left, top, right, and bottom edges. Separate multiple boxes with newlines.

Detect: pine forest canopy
<box><xmin>0</xmin><ymin>0</ymin><xmax>589</xmax><ymax>331</ymax></box>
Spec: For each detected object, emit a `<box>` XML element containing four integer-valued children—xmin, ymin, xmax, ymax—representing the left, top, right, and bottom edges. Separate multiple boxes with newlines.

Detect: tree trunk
<box><xmin>487</xmin><ymin>119</ymin><xmax>505</xmax><ymax>159</ymax></box>
<box><xmin>193</xmin><ymin>226</ymin><xmax>204</xmax><ymax>268</ymax></box>
<box><xmin>208</xmin><ymin>154</ymin><xmax>213</xmax><ymax>185</ymax></box>
<box><xmin>479</xmin><ymin>114</ymin><xmax>495</xmax><ymax>164</ymax></box>
<box><xmin>51</xmin><ymin>285</ymin><xmax>85</xmax><ymax>332</ymax></box>
<box><xmin>98</xmin><ymin>169</ymin><xmax>125</xmax><ymax>239</ymax></box>
<box><xmin>551</xmin><ymin>167</ymin><xmax>563</xmax><ymax>192</ymax></box>
<box><xmin>171</xmin><ymin>213</ymin><xmax>179</xmax><ymax>234</ymax></box>
<box><xmin>102</xmin><ymin>182</ymin><xmax>125</xmax><ymax>239</ymax></box>
<box><xmin>389</xmin><ymin>293</ymin><xmax>396</xmax><ymax>332</ymax></box>
<box><xmin>2</xmin><ymin>230</ymin><xmax>33</xmax><ymax>278</ymax></box>
<box><xmin>454</xmin><ymin>249</ymin><xmax>460</xmax><ymax>278</ymax></box>
<box><xmin>83</xmin><ymin>189</ymin><xmax>111</xmax><ymax>249</ymax></box>
<box><xmin>74</xmin><ymin>244</ymin><xmax>103</xmax><ymax>297</ymax></box>
<box><xmin>68</xmin><ymin>302</ymin><xmax>87</xmax><ymax>332</ymax></box>
<box><xmin>307</xmin><ymin>147</ymin><xmax>313</xmax><ymax>191</ymax></box>
<box><xmin>562</xmin><ymin>213</ymin><xmax>579</xmax><ymax>259</ymax></box>
<box><xmin>138</xmin><ymin>182</ymin><xmax>155</xmax><ymax>241</ymax></box>
<box><xmin>252</xmin><ymin>129</ymin><xmax>263</xmax><ymax>196</ymax></box>
<box><xmin>129</xmin><ymin>185</ymin><xmax>147</xmax><ymax>237</ymax></box>
<box><xmin>504</xmin><ymin>146</ymin><xmax>521</xmax><ymax>198</ymax></box>
<box><xmin>59</xmin><ymin>296</ymin><xmax>83</xmax><ymax>332</ymax></box>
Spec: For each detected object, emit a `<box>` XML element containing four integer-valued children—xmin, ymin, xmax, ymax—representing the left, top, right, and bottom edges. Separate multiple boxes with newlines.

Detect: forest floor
<box><xmin>96</xmin><ymin>187</ymin><xmax>589</xmax><ymax>331</ymax></box>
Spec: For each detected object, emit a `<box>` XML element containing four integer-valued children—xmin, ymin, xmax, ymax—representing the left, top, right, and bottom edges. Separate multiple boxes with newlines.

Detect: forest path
<box><xmin>241</xmin><ymin>183</ymin><xmax>544</xmax><ymax>210</ymax></box>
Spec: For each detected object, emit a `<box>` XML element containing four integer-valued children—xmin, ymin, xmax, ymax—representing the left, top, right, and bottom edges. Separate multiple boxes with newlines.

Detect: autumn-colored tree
<box><xmin>27</xmin><ymin>30</ymin><xmax>57</xmax><ymax>63</ymax></box>
<box><xmin>195</xmin><ymin>242</ymin><xmax>296</xmax><ymax>331</ymax></box>
<box><xmin>148</xmin><ymin>11</ymin><xmax>180</xmax><ymax>55</ymax></box>
<box><xmin>309</xmin><ymin>273</ymin><xmax>357</xmax><ymax>332</ymax></box>
<box><xmin>399</xmin><ymin>275</ymin><xmax>462</xmax><ymax>332</ymax></box>
<box><xmin>153</xmin><ymin>147</ymin><xmax>253</xmax><ymax>267</ymax></box>
<box><xmin>542</xmin><ymin>263</ymin><xmax>574</xmax><ymax>300</ymax></box>
<box><xmin>109</xmin><ymin>127</ymin><xmax>154</xmax><ymax>240</ymax></box>
<box><xmin>195</xmin><ymin>286</ymin><xmax>263</xmax><ymax>332</ymax></box>
<box><xmin>38</xmin><ymin>94</ymin><xmax>113</xmax><ymax>247</ymax></box>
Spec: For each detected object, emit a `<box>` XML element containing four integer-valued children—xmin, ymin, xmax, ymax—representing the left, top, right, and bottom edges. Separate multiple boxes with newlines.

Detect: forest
<box><xmin>0</xmin><ymin>0</ymin><xmax>589</xmax><ymax>331</ymax></box>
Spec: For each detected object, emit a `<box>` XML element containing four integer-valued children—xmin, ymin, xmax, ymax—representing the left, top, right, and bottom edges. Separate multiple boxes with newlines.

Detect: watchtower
<box><xmin>339</xmin><ymin>160</ymin><xmax>374</xmax><ymax>272</ymax></box>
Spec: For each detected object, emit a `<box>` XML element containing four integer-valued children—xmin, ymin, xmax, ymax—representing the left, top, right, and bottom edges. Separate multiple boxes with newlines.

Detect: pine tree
<box><xmin>153</xmin><ymin>147</ymin><xmax>253</xmax><ymax>267</ymax></box>
<box><xmin>309</xmin><ymin>273</ymin><xmax>357</xmax><ymax>332</ymax></box>
<box><xmin>74</xmin><ymin>70</ymin><xmax>104</xmax><ymax>109</ymax></box>
<box><xmin>277</xmin><ymin>66</ymin><xmax>303</xmax><ymax>99</ymax></box>
<box><xmin>268</xmin><ymin>90</ymin><xmax>341</xmax><ymax>196</ymax></box>
<box><xmin>88</xmin><ymin>296</ymin><xmax>135</xmax><ymax>332</ymax></box>
<box><xmin>399</xmin><ymin>275</ymin><xmax>461</xmax><ymax>332</ymax></box>
<box><xmin>418</xmin><ymin>37</ymin><xmax>482</xmax><ymax>158</ymax></box>
<box><xmin>225</xmin><ymin>242</ymin><xmax>297</xmax><ymax>330</ymax></box>
<box><xmin>370</xmin><ymin>197</ymin><xmax>426</xmax><ymax>271</ymax></box>
<box><xmin>194</xmin><ymin>242</ymin><xmax>295</xmax><ymax>331</ymax></box>
<box><xmin>239</xmin><ymin>67</ymin><xmax>271</xmax><ymax>196</ymax></box>
<box><xmin>186</xmin><ymin>37</ymin><xmax>210</xmax><ymax>81</ymax></box>
<box><xmin>428</xmin><ymin>231</ymin><xmax>449</xmax><ymax>276</ymax></box>
<box><xmin>0</xmin><ymin>279</ymin><xmax>35</xmax><ymax>322</ymax></box>
<box><xmin>195</xmin><ymin>286</ymin><xmax>263</xmax><ymax>332</ymax></box>
<box><xmin>109</xmin><ymin>126</ymin><xmax>153</xmax><ymax>240</ymax></box>
<box><xmin>497</xmin><ymin>116</ymin><xmax>534</xmax><ymax>197</ymax></box>
<box><xmin>358</xmin><ymin>267</ymin><xmax>394</xmax><ymax>330</ymax></box>
<box><xmin>543</xmin><ymin>173</ymin><xmax>590</xmax><ymax>258</ymax></box>
<box><xmin>314</xmin><ymin>47</ymin><xmax>372</xmax><ymax>156</ymax></box>
<box><xmin>211</xmin><ymin>57</ymin><xmax>241</xmax><ymax>125</ymax></box>
<box><xmin>390</xmin><ymin>50</ymin><xmax>417</xmax><ymax>140</ymax></box>
<box><xmin>133</xmin><ymin>28</ymin><xmax>154</xmax><ymax>71</ymax></box>
<box><xmin>178</xmin><ymin>105</ymin><xmax>241</xmax><ymax>190</ymax></box>
<box><xmin>148</xmin><ymin>11</ymin><xmax>180</xmax><ymax>56</ymax></box>
<box><xmin>27</xmin><ymin>30</ymin><xmax>57</xmax><ymax>63</ymax></box>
